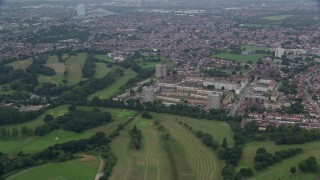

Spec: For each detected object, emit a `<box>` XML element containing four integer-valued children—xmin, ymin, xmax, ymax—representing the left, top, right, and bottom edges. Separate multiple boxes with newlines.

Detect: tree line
<box><xmin>129</xmin><ymin>125</ymin><xmax>142</xmax><ymax>150</ymax></box>
<box><xmin>254</xmin><ymin>147</ymin><xmax>303</xmax><ymax>171</ymax></box>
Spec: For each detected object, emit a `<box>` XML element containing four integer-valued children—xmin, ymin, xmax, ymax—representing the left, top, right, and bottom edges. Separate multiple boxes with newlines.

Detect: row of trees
<box><xmin>129</xmin><ymin>125</ymin><xmax>142</xmax><ymax>150</ymax></box>
<box><xmin>254</xmin><ymin>147</ymin><xmax>303</xmax><ymax>171</ymax></box>
<box><xmin>82</xmin><ymin>54</ymin><xmax>97</xmax><ymax>78</ymax></box>
<box><xmin>26</xmin><ymin>55</ymin><xmax>56</xmax><ymax>76</ymax></box>
<box><xmin>0</xmin><ymin>108</ymin><xmax>44</xmax><ymax>125</ymax></box>
<box><xmin>0</xmin><ymin>126</ymin><xmax>33</xmax><ymax>139</ymax></box>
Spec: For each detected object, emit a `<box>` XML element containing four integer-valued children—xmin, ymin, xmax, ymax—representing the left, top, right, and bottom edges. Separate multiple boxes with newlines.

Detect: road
<box><xmin>229</xmin><ymin>79</ymin><xmax>257</xmax><ymax>116</ymax></box>
<box><xmin>304</xmin><ymin>72</ymin><xmax>320</xmax><ymax>116</ymax></box>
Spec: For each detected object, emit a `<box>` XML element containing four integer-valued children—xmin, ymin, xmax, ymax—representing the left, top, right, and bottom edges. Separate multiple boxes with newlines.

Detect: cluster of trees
<box><xmin>141</xmin><ymin>111</ymin><xmax>152</xmax><ymax>119</ymax></box>
<box><xmin>23</xmin><ymin>25</ymin><xmax>90</xmax><ymax>43</ymax></box>
<box><xmin>254</xmin><ymin>147</ymin><xmax>303</xmax><ymax>171</ymax></box>
<box><xmin>279</xmin><ymin>79</ymin><xmax>297</xmax><ymax>95</ymax></box>
<box><xmin>36</xmin><ymin>82</ymin><xmax>69</xmax><ymax>96</ymax></box>
<box><xmin>229</xmin><ymin>45</ymin><xmax>242</xmax><ymax>54</ymax></box>
<box><xmin>26</xmin><ymin>55</ymin><xmax>56</xmax><ymax>76</ymax></box>
<box><xmin>129</xmin><ymin>125</ymin><xmax>142</xmax><ymax>150</ymax></box>
<box><xmin>284</xmin><ymin>102</ymin><xmax>304</xmax><ymax>114</ymax></box>
<box><xmin>195</xmin><ymin>130</ymin><xmax>219</xmax><ymax>150</ymax></box>
<box><xmin>82</xmin><ymin>54</ymin><xmax>97</xmax><ymax>78</ymax></box>
<box><xmin>298</xmin><ymin>156</ymin><xmax>318</xmax><ymax>172</ymax></box>
<box><xmin>202</xmin><ymin>69</ymin><xmax>229</xmax><ymax>77</ymax></box>
<box><xmin>266</xmin><ymin>124</ymin><xmax>320</xmax><ymax>144</ymax></box>
<box><xmin>0</xmin><ymin>66</ymin><xmax>39</xmax><ymax>92</ymax></box>
<box><xmin>0</xmin><ymin>132</ymin><xmax>112</xmax><ymax>177</ymax></box>
<box><xmin>0</xmin><ymin>109</ymin><xmax>44</xmax><ymax>125</ymax></box>
<box><xmin>60</xmin><ymin>72</ymin><xmax>115</xmax><ymax>103</ymax></box>
<box><xmin>35</xmin><ymin>107</ymin><xmax>112</xmax><ymax>135</ymax></box>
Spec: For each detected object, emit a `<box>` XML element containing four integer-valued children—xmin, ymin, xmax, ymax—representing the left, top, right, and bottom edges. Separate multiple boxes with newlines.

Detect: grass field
<box><xmin>159</xmin><ymin>117</ymin><xmax>225</xmax><ymax>180</ymax></box>
<box><xmin>95</xmin><ymin>63</ymin><xmax>112</xmax><ymax>78</ymax></box>
<box><xmin>110</xmin><ymin>118</ymin><xmax>173</xmax><ymax>180</ymax></box>
<box><xmin>37</xmin><ymin>53</ymin><xmax>86</xmax><ymax>86</ymax></box>
<box><xmin>212</xmin><ymin>53</ymin><xmax>270</xmax><ymax>63</ymax></box>
<box><xmin>239</xmin><ymin>24</ymin><xmax>270</xmax><ymax>28</ymax></box>
<box><xmin>152</xmin><ymin>113</ymin><xmax>234</xmax><ymax>147</ymax></box>
<box><xmin>135</xmin><ymin>56</ymin><xmax>166</xmax><ymax>69</ymax></box>
<box><xmin>94</xmin><ymin>54</ymin><xmax>113</xmax><ymax>62</ymax></box>
<box><xmin>6</xmin><ymin>58</ymin><xmax>33</xmax><ymax>70</ymax></box>
<box><xmin>7</xmin><ymin>156</ymin><xmax>99</xmax><ymax>180</ymax></box>
<box><xmin>261</xmin><ymin>15</ymin><xmax>294</xmax><ymax>21</ymax></box>
<box><xmin>238</xmin><ymin>141</ymin><xmax>320</xmax><ymax>180</ymax></box>
<box><xmin>91</xmin><ymin>108</ymin><xmax>137</xmax><ymax>136</ymax></box>
<box><xmin>88</xmin><ymin>68</ymin><xmax>137</xmax><ymax>99</ymax></box>
<box><xmin>0</xmin><ymin>106</ymin><xmax>139</xmax><ymax>154</ymax></box>
<box><xmin>38</xmin><ymin>55</ymin><xmax>67</xmax><ymax>85</ymax></box>
<box><xmin>0</xmin><ymin>129</ymin><xmax>94</xmax><ymax>154</ymax></box>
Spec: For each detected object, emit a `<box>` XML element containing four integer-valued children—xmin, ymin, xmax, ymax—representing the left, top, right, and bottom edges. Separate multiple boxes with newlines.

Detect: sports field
<box><xmin>134</xmin><ymin>56</ymin><xmax>166</xmax><ymax>69</ymax></box>
<box><xmin>212</xmin><ymin>53</ymin><xmax>270</xmax><ymax>63</ymax></box>
<box><xmin>7</xmin><ymin>156</ymin><xmax>99</xmax><ymax>180</ymax></box>
<box><xmin>261</xmin><ymin>15</ymin><xmax>294</xmax><ymax>21</ymax></box>
<box><xmin>6</xmin><ymin>58</ymin><xmax>33</xmax><ymax>70</ymax></box>
<box><xmin>37</xmin><ymin>55</ymin><xmax>67</xmax><ymax>85</ymax></box>
<box><xmin>110</xmin><ymin>119</ymin><xmax>173</xmax><ymax>180</ymax></box>
<box><xmin>238</xmin><ymin>141</ymin><xmax>320</xmax><ymax>180</ymax></box>
<box><xmin>88</xmin><ymin>68</ymin><xmax>137</xmax><ymax>99</ymax></box>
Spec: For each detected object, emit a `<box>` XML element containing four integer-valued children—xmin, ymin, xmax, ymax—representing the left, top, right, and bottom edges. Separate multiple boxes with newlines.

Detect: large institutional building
<box><xmin>76</xmin><ymin>4</ymin><xmax>86</xmax><ymax>16</ymax></box>
<box><xmin>207</xmin><ymin>93</ymin><xmax>221</xmax><ymax>109</ymax></box>
<box><xmin>142</xmin><ymin>86</ymin><xmax>155</xmax><ymax>103</ymax></box>
<box><xmin>155</xmin><ymin>64</ymin><xmax>167</xmax><ymax>78</ymax></box>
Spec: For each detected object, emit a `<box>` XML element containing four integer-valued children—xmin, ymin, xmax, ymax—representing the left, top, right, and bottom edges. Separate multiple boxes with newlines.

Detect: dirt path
<box><xmin>95</xmin><ymin>156</ymin><xmax>105</xmax><ymax>180</ymax></box>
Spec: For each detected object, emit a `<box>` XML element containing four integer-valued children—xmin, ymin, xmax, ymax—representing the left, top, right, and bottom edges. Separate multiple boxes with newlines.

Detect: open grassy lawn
<box><xmin>91</xmin><ymin>108</ymin><xmax>137</xmax><ymax>136</ymax></box>
<box><xmin>7</xmin><ymin>156</ymin><xmax>99</xmax><ymax>180</ymax></box>
<box><xmin>38</xmin><ymin>53</ymin><xmax>86</xmax><ymax>86</ymax></box>
<box><xmin>110</xmin><ymin>119</ymin><xmax>173</xmax><ymax>180</ymax></box>
<box><xmin>261</xmin><ymin>15</ymin><xmax>294</xmax><ymax>21</ymax></box>
<box><xmin>0</xmin><ymin>106</ymin><xmax>139</xmax><ymax>154</ymax></box>
<box><xmin>242</xmin><ymin>45</ymin><xmax>267</xmax><ymax>51</ymax></box>
<box><xmin>6</xmin><ymin>58</ymin><xmax>33</xmax><ymax>70</ymax></box>
<box><xmin>94</xmin><ymin>54</ymin><xmax>113</xmax><ymax>62</ymax></box>
<box><xmin>38</xmin><ymin>55</ymin><xmax>66</xmax><ymax>85</ymax></box>
<box><xmin>64</xmin><ymin>53</ymin><xmax>86</xmax><ymax>85</ymax></box>
<box><xmin>149</xmin><ymin>113</ymin><xmax>235</xmax><ymax>179</ymax></box>
<box><xmin>238</xmin><ymin>141</ymin><xmax>320</xmax><ymax>180</ymax></box>
<box><xmin>135</xmin><ymin>56</ymin><xmax>166</xmax><ymax>69</ymax></box>
<box><xmin>212</xmin><ymin>53</ymin><xmax>270</xmax><ymax>63</ymax></box>
<box><xmin>95</xmin><ymin>63</ymin><xmax>112</xmax><ymax>78</ymax></box>
<box><xmin>88</xmin><ymin>68</ymin><xmax>137</xmax><ymax>99</ymax></box>
<box><xmin>153</xmin><ymin>113</ymin><xmax>234</xmax><ymax>147</ymax></box>
<box><xmin>157</xmin><ymin>116</ymin><xmax>225</xmax><ymax>180</ymax></box>
<box><xmin>0</xmin><ymin>129</ymin><xmax>94</xmax><ymax>154</ymax></box>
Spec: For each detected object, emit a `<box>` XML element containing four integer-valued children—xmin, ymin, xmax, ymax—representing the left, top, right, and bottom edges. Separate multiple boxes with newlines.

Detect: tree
<box><xmin>68</xmin><ymin>104</ymin><xmax>76</xmax><ymax>112</ymax></box>
<box><xmin>221</xmin><ymin>137</ymin><xmax>228</xmax><ymax>148</ymax></box>
<box><xmin>291</xmin><ymin>167</ymin><xmax>296</xmax><ymax>175</ymax></box>
<box><xmin>44</xmin><ymin>114</ymin><xmax>54</xmax><ymax>122</ymax></box>
<box><xmin>0</xmin><ymin>128</ymin><xmax>7</xmax><ymax>139</ymax></box>
<box><xmin>196</xmin><ymin>131</ymin><xmax>204</xmax><ymax>138</ymax></box>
